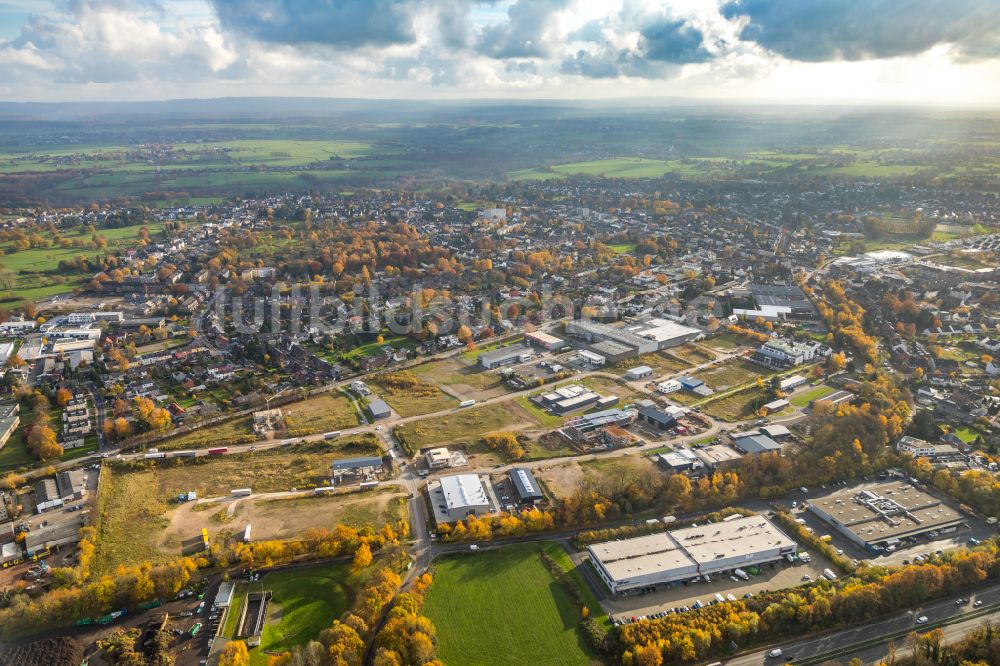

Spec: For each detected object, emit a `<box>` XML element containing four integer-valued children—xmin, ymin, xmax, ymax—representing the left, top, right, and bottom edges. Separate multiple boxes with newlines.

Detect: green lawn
<box><xmin>790</xmin><ymin>384</ymin><xmax>835</xmax><ymax>408</ymax></box>
<box><xmin>424</xmin><ymin>543</ymin><xmax>597</xmax><ymax>666</ymax></box>
<box><xmin>230</xmin><ymin>563</ymin><xmax>354</xmax><ymax>665</ymax></box>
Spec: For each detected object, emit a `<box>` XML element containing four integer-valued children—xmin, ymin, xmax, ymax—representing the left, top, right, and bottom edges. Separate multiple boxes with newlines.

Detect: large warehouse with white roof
<box><xmin>587</xmin><ymin>515</ymin><xmax>797</xmax><ymax>594</ymax></box>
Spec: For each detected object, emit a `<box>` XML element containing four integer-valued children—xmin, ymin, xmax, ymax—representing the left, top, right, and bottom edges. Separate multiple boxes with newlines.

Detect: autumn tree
<box><xmin>218</xmin><ymin>640</ymin><xmax>250</xmax><ymax>666</ymax></box>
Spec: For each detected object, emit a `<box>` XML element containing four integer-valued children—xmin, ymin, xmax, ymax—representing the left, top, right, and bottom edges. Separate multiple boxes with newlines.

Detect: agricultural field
<box><xmin>393</xmin><ymin>400</ymin><xmax>543</xmax><ymax>455</ymax></box>
<box><xmin>91</xmin><ymin>437</ymin><xmax>382</xmax><ymax>574</ymax></box>
<box><xmin>0</xmin><ymin>221</ymin><xmax>168</xmax><ymax>303</ymax></box>
<box><xmin>283</xmin><ymin>392</ymin><xmax>360</xmax><ymax>433</ymax></box>
<box><xmin>412</xmin><ymin>358</ymin><xmax>513</xmax><ymax>401</ymax></box>
<box><xmin>224</xmin><ymin>562</ymin><xmax>357</xmax><ymax>666</ymax></box>
<box><xmin>424</xmin><ymin>543</ymin><xmax>599</xmax><ymax>666</ymax></box>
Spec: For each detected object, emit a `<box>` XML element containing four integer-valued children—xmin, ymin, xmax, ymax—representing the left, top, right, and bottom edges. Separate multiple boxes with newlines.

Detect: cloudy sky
<box><xmin>1</xmin><ymin>0</ymin><xmax>999</xmax><ymax>105</ymax></box>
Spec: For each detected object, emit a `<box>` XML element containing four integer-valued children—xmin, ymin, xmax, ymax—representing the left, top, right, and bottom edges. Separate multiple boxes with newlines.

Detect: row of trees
<box><xmin>619</xmin><ymin>541</ymin><xmax>1000</xmax><ymax>664</ymax></box>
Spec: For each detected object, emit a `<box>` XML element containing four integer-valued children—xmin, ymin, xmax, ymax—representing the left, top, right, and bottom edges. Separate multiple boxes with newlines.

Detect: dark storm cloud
<box><xmin>562</xmin><ymin>14</ymin><xmax>711</xmax><ymax>79</ymax></box>
<box><xmin>209</xmin><ymin>0</ymin><xmax>420</xmax><ymax>47</ymax></box>
<box><xmin>721</xmin><ymin>0</ymin><xmax>1000</xmax><ymax>61</ymax></box>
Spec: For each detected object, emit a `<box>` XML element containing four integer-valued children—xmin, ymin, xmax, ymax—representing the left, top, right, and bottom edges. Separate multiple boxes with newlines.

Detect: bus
<box><xmin>207</xmin><ymin>447</ymin><xmax>228</xmax><ymax>455</ymax></box>
<box><xmin>324</xmin><ymin>431</ymin><xmax>341</xmax><ymax>440</ymax></box>
<box><xmin>189</xmin><ymin>623</ymin><xmax>202</xmax><ymax>637</ymax></box>
<box><xmin>459</xmin><ymin>399</ymin><xmax>476</xmax><ymax>408</ymax></box>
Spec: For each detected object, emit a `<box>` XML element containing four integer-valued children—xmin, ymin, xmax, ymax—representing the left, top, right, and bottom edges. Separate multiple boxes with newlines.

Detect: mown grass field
<box><xmin>92</xmin><ymin>437</ymin><xmax>381</xmax><ymax>574</ymax></box>
<box><xmin>424</xmin><ymin>543</ymin><xmax>598</xmax><ymax>666</ymax></box>
<box><xmin>393</xmin><ymin>400</ymin><xmax>541</xmax><ymax>454</ymax></box>
<box><xmin>790</xmin><ymin>384</ymin><xmax>835</xmax><ymax>408</ymax></box>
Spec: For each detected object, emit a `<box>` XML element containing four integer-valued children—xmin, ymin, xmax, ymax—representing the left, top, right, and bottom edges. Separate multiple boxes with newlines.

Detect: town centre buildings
<box><xmin>588</xmin><ymin>515</ymin><xmax>797</xmax><ymax>594</ymax></box>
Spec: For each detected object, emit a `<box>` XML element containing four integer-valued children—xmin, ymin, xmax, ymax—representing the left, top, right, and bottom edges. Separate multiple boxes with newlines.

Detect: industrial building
<box><xmin>566</xmin><ymin>320</ymin><xmax>658</xmax><ymax>357</ymax></box>
<box><xmin>509</xmin><ymin>468</ymin><xmax>544</xmax><ymax>502</ymax></box>
<box><xmin>366</xmin><ymin>398</ymin><xmax>391</xmax><ymax>420</ymax></box>
<box><xmin>525</xmin><ymin>331</ymin><xmax>567</xmax><ymax>350</ymax></box>
<box><xmin>562</xmin><ymin>408</ymin><xmax>635</xmax><ymax>444</ymax></box>
<box><xmin>429</xmin><ymin>474</ymin><xmax>493</xmax><ymax>522</ymax></box>
<box><xmin>477</xmin><ymin>344</ymin><xmax>532</xmax><ymax>369</ymax></box>
<box><xmin>331</xmin><ymin>456</ymin><xmax>384</xmax><ymax>483</ymax></box>
<box><xmin>748</xmin><ymin>283</ymin><xmax>817</xmax><ymax>318</ymax></box>
<box><xmin>623</xmin><ymin>318</ymin><xmax>702</xmax><ymax>349</ymax></box>
<box><xmin>732</xmin><ymin>433</ymin><xmax>782</xmax><ymax>455</ymax></box>
<box><xmin>808</xmin><ymin>483</ymin><xmax>966</xmax><ymax>551</ymax></box>
<box><xmin>625</xmin><ymin>365</ymin><xmax>653</xmax><ymax>380</ymax></box>
<box><xmin>588</xmin><ymin>515</ymin><xmax>797</xmax><ymax>594</ymax></box>
<box><xmin>637</xmin><ymin>404</ymin><xmax>677</xmax><ymax>431</ymax></box>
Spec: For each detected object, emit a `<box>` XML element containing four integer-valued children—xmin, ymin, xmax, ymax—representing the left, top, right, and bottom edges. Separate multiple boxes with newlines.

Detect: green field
<box><xmin>424</xmin><ymin>543</ymin><xmax>597</xmax><ymax>666</ymax></box>
<box><xmin>226</xmin><ymin>562</ymin><xmax>355</xmax><ymax>666</ymax></box>
<box><xmin>393</xmin><ymin>400</ymin><xmax>542</xmax><ymax>454</ymax></box>
<box><xmin>790</xmin><ymin>384</ymin><xmax>835</xmax><ymax>408</ymax></box>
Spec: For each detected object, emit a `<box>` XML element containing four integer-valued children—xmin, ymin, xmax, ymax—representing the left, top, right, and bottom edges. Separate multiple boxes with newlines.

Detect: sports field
<box><xmin>225</xmin><ymin>562</ymin><xmax>355</xmax><ymax>666</ymax></box>
<box><xmin>423</xmin><ymin>543</ymin><xmax>597</xmax><ymax>666</ymax></box>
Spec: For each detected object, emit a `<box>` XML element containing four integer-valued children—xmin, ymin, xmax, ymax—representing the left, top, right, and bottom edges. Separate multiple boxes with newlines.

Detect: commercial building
<box><xmin>577</xmin><ymin>349</ymin><xmax>606</xmax><ymax>366</ymax></box>
<box><xmin>656</xmin><ymin>379</ymin><xmax>682</xmax><ymax>394</ymax></box>
<box><xmin>366</xmin><ymin>399</ymin><xmax>391</xmax><ymax>420</ymax></box>
<box><xmin>525</xmin><ymin>331</ymin><xmax>567</xmax><ymax>351</ymax></box>
<box><xmin>0</xmin><ymin>404</ymin><xmax>19</xmax><ymax>450</ymax></box>
<box><xmin>429</xmin><ymin>474</ymin><xmax>492</xmax><ymax>522</ymax></box>
<box><xmin>679</xmin><ymin>376</ymin><xmax>714</xmax><ymax>397</ymax></box>
<box><xmin>752</xmin><ymin>339</ymin><xmax>822</xmax><ymax>369</ymax></box>
<box><xmin>808</xmin><ymin>483</ymin><xmax>965</xmax><ymax>551</ymax></box>
<box><xmin>656</xmin><ymin>448</ymin><xmax>702</xmax><ymax>472</ymax></box>
<box><xmin>588</xmin><ymin>515</ymin><xmax>797</xmax><ymax>594</ymax></box>
<box><xmin>425</xmin><ymin>447</ymin><xmax>452</xmax><ymax>469</ymax></box>
<box><xmin>696</xmin><ymin>444</ymin><xmax>744</xmax><ymax>469</ymax></box>
<box><xmin>896</xmin><ymin>436</ymin><xmax>964</xmax><ymax>462</ymax></box>
<box><xmin>509</xmin><ymin>468</ymin><xmax>544</xmax><ymax>502</ymax></box>
<box><xmin>478</xmin><ymin>344</ymin><xmax>532</xmax><ymax>369</ymax></box>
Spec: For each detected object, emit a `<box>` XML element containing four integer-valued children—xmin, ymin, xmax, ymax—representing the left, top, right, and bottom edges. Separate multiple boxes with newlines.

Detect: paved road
<box><xmin>726</xmin><ymin>582</ymin><xmax>1000</xmax><ymax>666</ymax></box>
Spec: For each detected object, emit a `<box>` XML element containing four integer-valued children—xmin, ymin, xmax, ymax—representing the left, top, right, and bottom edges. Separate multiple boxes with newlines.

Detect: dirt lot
<box><xmin>158</xmin><ymin>486</ymin><xmax>407</xmax><ymax>551</ymax></box>
<box><xmin>412</xmin><ymin>357</ymin><xmax>514</xmax><ymax>401</ymax></box>
<box><xmin>695</xmin><ymin>358</ymin><xmax>767</xmax><ymax>390</ymax></box>
<box><xmin>536</xmin><ymin>454</ymin><xmax>657</xmax><ymax>499</ymax></box>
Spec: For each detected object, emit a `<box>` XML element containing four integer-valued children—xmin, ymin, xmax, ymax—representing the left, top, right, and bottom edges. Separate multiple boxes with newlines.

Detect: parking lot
<box><xmin>598</xmin><ymin>555</ymin><xmax>831</xmax><ymax>620</ymax></box>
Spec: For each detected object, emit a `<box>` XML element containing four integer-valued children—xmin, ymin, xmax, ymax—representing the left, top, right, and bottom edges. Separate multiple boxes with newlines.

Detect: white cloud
<box><xmin>0</xmin><ymin>0</ymin><xmax>996</xmax><ymax>104</ymax></box>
